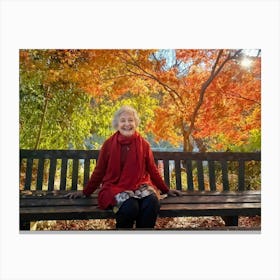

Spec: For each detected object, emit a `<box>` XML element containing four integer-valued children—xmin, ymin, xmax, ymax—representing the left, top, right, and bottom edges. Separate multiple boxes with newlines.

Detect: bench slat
<box><xmin>174</xmin><ymin>160</ymin><xmax>182</xmax><ymax>190</ymax></box>
<box><xmin>196</xmin><ymin>160</ymin><xmax>205</xmax><ymax>191</ymax></box>
<box><xmin>160</xmin><ymin>202</ymin><xmax>261</xmax><ymax>210</ymax></box>
<box><xmin>48</xmin><ymin>158</ymin><xmax>57</xmax><ymax>191</ymax></box>
<box><xmin>238</xmin><ymin>160</ymin><xmax>245</xmax><ymax>191</ymax></box>
<box><xmin>25</xmin><ymin>158</ymin><xmax>33</xmax><ymax>190</ymax></box>
<box><xmin>154</xmin><ymin>159</ymin><xmax>158</xmax><ymax>166</ymax></box>
<box><xmin>153</xmin><ymin>151</ymin><xmax>261</xmax><ymax>161</ymax></box>
<box><xmin>36</xmin><ymin>158</ymin><xmax>44</xmax><ymax>190</ymax></box>
<box><xmin>20</xmin><ymin>190</ymin><xmax>261</xmax><ymax>197</ymax></box>
<box><xmin>21</xmin><ymin>206</ymin><xmax>115</xmax><ymax>220</ymax></box>
<box><xmin>20</xmin><ymin>194</ymin><xmax>261</xmax><ymax>207</ymax></box>
<box><xmin>159</xmin><ymin>203</ymin><xmax>261</xmax><ymax>218</ymax></box>
<box><xmin>83</xmin><ymin>159</ymin><xmax>90</xmax><ymax>186</ymax></box>
<box><xmin>208</xmin><ymin>160</ymin><xmax>216</xmax><ymax>191</ymax></box>
<box><xmin>221</xmin><ymin>160</ymin><xmax>229</xmax><ymax>191</ymax></box>
<box><xmin>163</xmin><ymin>159</ymin><xmax>170</xmax><ymax>187</ymax></box>
<box><xmin>60</xmin><ymin>158</ymin><xmax>68</xmax><ymax>190</ymax></box>
<box><xmin>20</xmin><ymin>149</ymin><xmax>100</xmax><ymax>159</ymax></box>
<box><xmin>20</xmin><ymin>202</ymin><xmax>261</xmax><ymax>221</ymax></box>
<box><xmin>71</xmin><ymin>159</ymin><xmax>79</xmax><ymax>190</ymax></box>
<box><xmin>186</xmin><ymin>160</ymin><xmax>194</xmax><ymax>191</ymax></box>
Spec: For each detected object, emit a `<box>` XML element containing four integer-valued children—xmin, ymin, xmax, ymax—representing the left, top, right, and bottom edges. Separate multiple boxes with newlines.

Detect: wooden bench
<box><xmin>20</xmin><ymin>149</ymin><xmax>261</xmax><ymax>230</ymax></box>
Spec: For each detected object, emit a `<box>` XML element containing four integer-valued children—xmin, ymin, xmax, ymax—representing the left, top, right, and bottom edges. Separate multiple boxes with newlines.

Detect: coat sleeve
<box><xmin>145</xmin><ymin>145</ymin><xmax>170</xmax><ymax>194</ymax></box>
<box><xmin>83</xmin><ymin>143</ymin><xmax>108</xmax><ymax>196</ymax></box>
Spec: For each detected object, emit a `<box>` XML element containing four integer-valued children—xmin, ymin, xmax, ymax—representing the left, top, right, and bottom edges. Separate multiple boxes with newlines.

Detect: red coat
<box><xmin>83</xmin><ymin>132</ymin><xmax>170</xmax><ymax>209</ymax></box>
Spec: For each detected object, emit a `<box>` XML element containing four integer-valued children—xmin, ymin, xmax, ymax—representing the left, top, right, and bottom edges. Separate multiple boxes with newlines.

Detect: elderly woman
<box><xmin>66</xmin><ymin>105</ymin><xmax>181</xmax><ymax>229</ymax></box>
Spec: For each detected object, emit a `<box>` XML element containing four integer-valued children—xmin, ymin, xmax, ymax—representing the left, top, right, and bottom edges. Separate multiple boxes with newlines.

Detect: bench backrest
<box><xmin>20</xmin><ymin>150</ymin><xmax>261</xmax><ymax>192</ymax></box>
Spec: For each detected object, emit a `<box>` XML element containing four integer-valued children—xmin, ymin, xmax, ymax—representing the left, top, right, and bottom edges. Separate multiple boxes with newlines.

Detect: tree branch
<box><xmin>224</xmin><ymin>92</ymin><xmax>261</xmax><ymax>105</ymax></box>
<box><xmin>188</xmin><ymin>49</ymin><xmax>242</xmax><ymax>134</ymax></box>
<box><xmin>119</xmin><ymin>51</ymin><xmax>186</xmax><ymax>112</ymax></box>
<box><xmin>126</xmin><ymin>68</ymin><xmax>182</xmax><ymax>110</ymax></box>
<box><xmin>211</xmin><ymin>50</ymin><xmax>223</xmax><ymax>76</ymax></box>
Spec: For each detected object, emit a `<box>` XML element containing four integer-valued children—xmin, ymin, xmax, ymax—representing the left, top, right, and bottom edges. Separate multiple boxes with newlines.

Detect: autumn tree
<box><xmin>80</xmin><ymin>49</ymin><xmax>261</xmax><ymax>151</ymax></box>
<box><xmin>20</xmin><ymin>50</ymin><xmax>160</xmax><ymax>149</ymax></box>
<box><xmin>20</xmin><ymin>50</ymin><xmax>94</xmax><ymax>149</ymax></box>
<box><xmin>20</xmin><ymin>49</ymin><xmax>261</xmax><ymax>152</ymax></box>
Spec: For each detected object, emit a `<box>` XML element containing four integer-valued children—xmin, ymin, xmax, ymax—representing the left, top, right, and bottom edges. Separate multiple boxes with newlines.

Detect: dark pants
<box><xmin>115</xmin><ymin>193</ymin><xmax>160</xmax><ymax>229</ymax></box>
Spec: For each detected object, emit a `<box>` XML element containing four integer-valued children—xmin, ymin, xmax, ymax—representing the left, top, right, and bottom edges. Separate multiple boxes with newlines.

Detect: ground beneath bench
<box><xmin>32</xmin><ymin>216</ymin><xmax>261</xmax><ymax>230</ymax></box>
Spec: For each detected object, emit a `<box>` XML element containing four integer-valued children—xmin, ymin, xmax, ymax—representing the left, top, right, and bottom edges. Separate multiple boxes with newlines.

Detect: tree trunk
<box><xmin>182</xmin><ymin>120</ymin><xmax>193</xmax><ymax>152</ymax></box>
<box><xmin>183</xmin><ymin>131</ymin><xmax>193</xmax><ymax>152</ymax></box>
<box><xmin>34</xmin><ymin>87</ymin><xmax>50</xmax><ymax>149</ymax></box>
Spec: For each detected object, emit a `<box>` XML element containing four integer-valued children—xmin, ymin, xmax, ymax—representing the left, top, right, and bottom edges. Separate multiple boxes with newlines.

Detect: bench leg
<box><xmin>222</xmin><ymin>216</ymin><xmax>238</xmax><ymax>226</ymax></box>
<box><xmin>20</xmin><ymin>220</ymin><xmax>30</xmax><ymax>231</ymax></box>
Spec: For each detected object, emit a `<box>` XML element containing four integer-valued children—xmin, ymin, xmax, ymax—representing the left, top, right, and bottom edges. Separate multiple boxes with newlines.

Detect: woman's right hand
<box><xmin>64</xmin><ymin>191</ymin><xmax>85</xmax><ymax>199</ymax></box>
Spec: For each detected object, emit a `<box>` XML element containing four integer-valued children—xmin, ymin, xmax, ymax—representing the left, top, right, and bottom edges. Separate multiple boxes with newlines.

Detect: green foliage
<box><xmin>20</xmin><ymin>84</ymin><xmax>93</xmax><ymax>149</ymax></box>
<box><xmin>20</xmin><ymin>50</ymin><xmax>94</xmax><ymax>149</ymax></box>
<box><xmin>88</xmin><ymin>91</ymin><xmax>159</xmax><ymax>147</ymax></box>
<box><xmin>233</xmin><ymin>129</ymin><xmax>261</xmax><ymax>152</ymax></box>
<box><xmin>244</xmin><ymin>161</ymin><xmax>261</xmax><ymax>190</ymax></box>
<box><xmin>206</xmin><ymin>129</ymin><xmax>261</xmax><ymax>152</ymax></box>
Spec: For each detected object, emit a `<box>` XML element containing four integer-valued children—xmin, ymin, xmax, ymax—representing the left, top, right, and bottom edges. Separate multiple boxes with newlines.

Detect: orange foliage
<box><xmin>78</xmin><ymin>49</ymin><xmax>260</xmax><ymax>151</ymax></box>
<box><xmin>20</xmin><ymin>49</ymin><xmax>261</xmax><ymax>151</ymax></box>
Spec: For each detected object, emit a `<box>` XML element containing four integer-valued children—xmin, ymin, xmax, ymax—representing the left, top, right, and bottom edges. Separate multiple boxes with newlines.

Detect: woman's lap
<box><xmin>115</xmin><ymin>193</ymin><xmax>160</xmax><ymax>229</ymax></box>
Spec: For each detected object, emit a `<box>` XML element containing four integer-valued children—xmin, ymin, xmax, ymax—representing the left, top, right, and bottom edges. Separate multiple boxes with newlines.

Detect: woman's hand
<box><xmin>167</xmin><ymin>189</ymin><xmax>183</xmax><ymax>197</ymax></box>
<box><xmin>64</xmin><ymin>191</ymin><xmax>85</xmax><ymax>199</ymax></box>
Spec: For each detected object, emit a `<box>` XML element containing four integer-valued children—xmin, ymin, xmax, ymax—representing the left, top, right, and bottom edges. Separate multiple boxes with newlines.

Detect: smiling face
<box><xmin>117</xmin><ymin>111</ymin><xmax>136</xmax><ymax>137</ymax></box>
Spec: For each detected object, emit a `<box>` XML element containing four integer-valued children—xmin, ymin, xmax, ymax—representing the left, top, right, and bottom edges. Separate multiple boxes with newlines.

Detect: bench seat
<box><xmin>20</xmin><ymin>190</ymin><xmax>261</xmax><ymax>230</ymax></box>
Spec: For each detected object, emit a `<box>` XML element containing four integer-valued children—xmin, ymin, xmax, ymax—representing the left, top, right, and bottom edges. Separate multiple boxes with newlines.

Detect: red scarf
<box><xmin>102</xmin><ymin>131</ymin><xmax>144</xmax><ymax>193</ymax></box>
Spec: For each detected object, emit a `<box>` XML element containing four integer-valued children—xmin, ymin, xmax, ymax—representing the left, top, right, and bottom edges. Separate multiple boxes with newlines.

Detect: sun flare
<box><xmin>241</xmin><ymin>58</ymin><xmax>252</xmax><ymax>68</ymax></box>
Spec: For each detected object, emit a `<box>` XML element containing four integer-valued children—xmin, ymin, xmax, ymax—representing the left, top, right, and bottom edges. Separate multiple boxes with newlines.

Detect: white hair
<box><xmin>112</xmin><ymin>105</ymin><xmax>140</xmax><ymax>130</ymax></box>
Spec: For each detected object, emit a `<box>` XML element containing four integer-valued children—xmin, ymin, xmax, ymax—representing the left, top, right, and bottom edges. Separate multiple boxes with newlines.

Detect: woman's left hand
<box><xmin>167</xmin><ymin>189</ymin><xmax>183</xmax><ymax>197</ymax></box>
